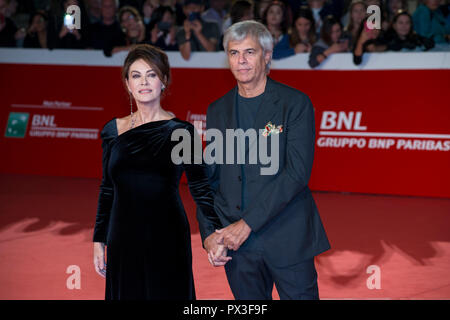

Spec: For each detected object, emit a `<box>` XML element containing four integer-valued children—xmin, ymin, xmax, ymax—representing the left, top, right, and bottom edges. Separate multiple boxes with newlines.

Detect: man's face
<box><xmin>227</xmin><ymin>36</ymin><xmax>271</xmax><ymax>85</ymax></box>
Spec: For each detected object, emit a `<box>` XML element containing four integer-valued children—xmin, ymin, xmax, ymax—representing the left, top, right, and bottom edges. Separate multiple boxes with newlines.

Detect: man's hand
<box><xmin>215</xmin><ymin>219</ymin><xmax>251</xmax><ymax>251</ymax></box>
<box><xmin>204</xmin><ymin>232</ymin><xmax>231</xmax><ymax>267</ymax></box>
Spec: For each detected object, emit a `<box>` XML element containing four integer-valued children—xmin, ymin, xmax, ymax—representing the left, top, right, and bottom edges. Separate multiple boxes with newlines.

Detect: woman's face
<box><xmin>126</xmin><ymin>59</ymin><xmax>164</xmax><ymax>105</ymax></box>
<box><xmin>330</xmin><ymin>23</ymin><xmax>342</xmax><ymax>43</ymax></box>
<box><xmin>351</xmin><ymin>3</ymin><xmax>366</xmax><ymax>26</ymax></box>
<box><xmin>121</xmin><ymin>11</ymin><xmax>141</xmax><ymax>36</ymax></box>
<box><xmin>295</xmin><ymin>17</ymin><xmax>311</xmax><ymax>37</ymax></box>
<box><xmin>266</xmin><ymin>4</ymin><xmax>283</xmax><ymax>27</ymax></box>
<box><xmin>393</xmin><ymin>14</ymin><xmax>411</xmax><ymax>37</ymax></box>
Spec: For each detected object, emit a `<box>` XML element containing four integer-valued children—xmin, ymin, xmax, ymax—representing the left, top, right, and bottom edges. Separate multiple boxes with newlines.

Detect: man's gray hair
<box><xmin>223</xmin><ymin>20</ymin><xmax>274</xmax><ymax>72</ymax></box>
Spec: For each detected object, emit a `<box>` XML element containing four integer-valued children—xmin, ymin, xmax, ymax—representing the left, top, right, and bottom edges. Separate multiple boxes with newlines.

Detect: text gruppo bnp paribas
<box><xmin>317</xmin><ymin>111</ymin><xmax>450</xmax><ymax>152</ymax></box>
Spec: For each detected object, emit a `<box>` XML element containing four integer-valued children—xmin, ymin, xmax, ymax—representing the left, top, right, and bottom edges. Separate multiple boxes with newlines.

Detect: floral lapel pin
<box><xmin>262</xmin><ymin>121</ymin><xmax>283</xmax><ymax>137</ymax></box>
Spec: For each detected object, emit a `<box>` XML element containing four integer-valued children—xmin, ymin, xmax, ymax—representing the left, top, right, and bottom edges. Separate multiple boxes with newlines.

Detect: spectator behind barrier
<box><xmin>110</xmin><ymin>5</ymin><xmax>146</xmax><ymax>55</ymax></box>
<box><xmin>262</xmin><ymin>1</ymin><xmax>292</xmax><ymax>60</ymax></box>
<box><xmin>352</xmin><ymin>15</ymin><xmax>387</xmax><ymax>65</ymax></box>
<box><xmin>308</xmin><ymin>14</ymin><xmax>349</xmax><ymax>68</ymax></box>
<box><xmin>142</xmin><ymin>0</ymin><xmax>159</xmax><ymax>40</ymax></box>
<box><xmin>88</xmin><ymin>0</ymin><xmax>126</xmax><ymax>56</ymax></box>
<box><xmin>385</xmin><ymin>0</ymin><xmax>407</xmax><ymax>23</ymax></box>
<box><xmin>86</xmin><ymin>0</ymin><xmax>102</xmax><ymax>24</ymax></box>
<box><xmin>343</xmin><ymin>0</ymin><xmax>366</xmax><ymax>49</ymax></box>
<box><xmin>46</xmin><ymin>0</ymin><xmax>89</xmax><ymax>49</ymax></box>
<box><xmin>148</xmin><ymin>5</ymin><xmax>178</xmax><ymax>51</ymax></box>
<box><xmin>222</xmin><ymin>0</ymin><xmax>254</xmax><ymax>33</ymax></box>
<box><xmin>201</xmin><ymin>0</ymin><xmax>228</xmax><ymax>35</ymax></box>
<box><xmin>23</xmin><ymin>9</ymin><xmax>48</xmax><ymax>48</ymax></box>
<box><xmin>384</xmin><ymin>10</ymin><xmax>434</xmax><ymax>51</ymax></box>
<box><xmin>307</xmin><ymin>0</ymin><xmax>344</xmax><ymax>35</ymax></box>
<box><xmin>176</xmin><ymin>0</ymin><xmax>220</xmax><ymax>60</ymax></box>
<box><xmin>413</xmin><ymin>0</ymin><xmax>450</xmax><ymax>44</ymax></box>
<box><xmin>0</xmin><ymin>0</ymin><xmax>17</xmax><ymax>47</ymax></box>
<box><xmin>289</xmin><ymin>6</ymin><xmax>317</xmax><ymax>54</ymax></box>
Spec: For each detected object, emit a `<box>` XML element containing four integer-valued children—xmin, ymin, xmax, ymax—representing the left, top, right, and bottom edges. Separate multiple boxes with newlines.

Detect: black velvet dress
<box><xmin>93</xmin><ymin>117</ymin><xmax>221</xmax><ymax>300</ymax></box>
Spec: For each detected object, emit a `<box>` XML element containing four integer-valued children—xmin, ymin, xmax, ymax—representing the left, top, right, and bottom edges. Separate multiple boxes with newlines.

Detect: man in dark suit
<box><xmin>198</xmin><ymin>20</ymin><xmax>330</xmax><ymax>300</ymax></box>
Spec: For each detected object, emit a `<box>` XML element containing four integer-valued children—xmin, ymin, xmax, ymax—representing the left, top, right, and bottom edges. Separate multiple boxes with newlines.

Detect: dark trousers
<box><xmin>224</xmin><ymin>249</ymin><xmax>319</xmax><ymax>300</ymax></box>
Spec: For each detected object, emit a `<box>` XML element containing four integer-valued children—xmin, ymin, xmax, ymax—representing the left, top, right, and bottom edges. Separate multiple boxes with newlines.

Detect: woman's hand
<box><xmin>93</xmin><ymin>242</ymin><xmax>107</xmax><ymax>277</ymax></box>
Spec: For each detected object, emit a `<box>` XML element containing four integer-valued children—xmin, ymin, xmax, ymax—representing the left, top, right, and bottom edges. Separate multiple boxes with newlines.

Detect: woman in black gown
<box><xmin>92</xmin><ymin>44</ymin><xmax>230</xmax><ymax>300</ymax></box>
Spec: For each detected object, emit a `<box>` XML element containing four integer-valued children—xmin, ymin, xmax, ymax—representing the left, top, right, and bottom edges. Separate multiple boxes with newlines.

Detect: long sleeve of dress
<box><xmin>93</xmin><ymin>121</ymin><xmax>115</xmax><ymax>243</ymax></box>
<box><xmin>181</xmin><ymin>123</ymin><xmax>222</xmax><ymax>244</ymax></box>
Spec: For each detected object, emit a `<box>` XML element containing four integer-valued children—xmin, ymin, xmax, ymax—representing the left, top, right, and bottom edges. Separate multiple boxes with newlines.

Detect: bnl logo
<box><xmin>5</xmin><ymin>112</ymin><xmax>29</xmax><ymax>138</ymax></box>
<box><xmin>64</xmin><ymin>5</ymin><xmax>81</xmax><ymax>30</ymax></box>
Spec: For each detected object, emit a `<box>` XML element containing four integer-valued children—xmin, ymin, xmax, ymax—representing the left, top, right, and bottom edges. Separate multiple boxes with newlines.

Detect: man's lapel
<box><xmin>253</xmin><ymin>77</ymin><xmax>281</xmax><ymax>136</ymax></box>
<box><xmin>224</xmin><ymin>86</ymin><xmax>238</xmax><ymax>130</ymax></box>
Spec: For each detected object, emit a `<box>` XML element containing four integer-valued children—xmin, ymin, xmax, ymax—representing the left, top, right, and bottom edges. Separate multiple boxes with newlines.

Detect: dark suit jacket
<box><xmin>197</xmin><ymin>77</ymin><xmax>331</xmax><ymax>267</ymax></box>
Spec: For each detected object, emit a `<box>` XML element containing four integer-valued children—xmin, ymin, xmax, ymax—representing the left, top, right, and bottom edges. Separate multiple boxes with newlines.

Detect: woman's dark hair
<box><xmin>122</xmin><ymin>44</ymin><xmax>171</xmax><ymax>94</ymax></box>
<box><xmin>345</xmin><ymin>0</ymin><xmax>366</xmax><ymax>33</ymax></box>
<box><xmin>321</xmin><ymin>15</ymin><xmax>342</xmax><ymax>46</ymax></box>
<box><xmin>148</xmin><ymin>5</ymin><xmax>175</xmax><ymax>31</ymax></box>
<box><xmin>290</xmin><ymin>6</ymin><xmax>316</xmax><ymax>47</ymax></box>
<box><xmin>230</xmin><ymin>0</ymin><xmax>253</xmax><ymax>24</ymax></box>
<box><xmin>262</xmin><ymin>1</ymin><xmax>289</xmax><ymax>34</ymax></box>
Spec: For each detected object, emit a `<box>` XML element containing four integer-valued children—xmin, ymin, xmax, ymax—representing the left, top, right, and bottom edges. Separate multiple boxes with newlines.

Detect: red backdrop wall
<box><xmin>1</xmin><ymin>59</ymin><xmax>449</xmax><ymax>198</ymax></box>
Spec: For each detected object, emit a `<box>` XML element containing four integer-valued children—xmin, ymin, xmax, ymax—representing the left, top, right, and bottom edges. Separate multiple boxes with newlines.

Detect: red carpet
<box><xmin>0</xmin><ymin>174</ymin><xmax>449</xmax><ymax>299</ymax></box>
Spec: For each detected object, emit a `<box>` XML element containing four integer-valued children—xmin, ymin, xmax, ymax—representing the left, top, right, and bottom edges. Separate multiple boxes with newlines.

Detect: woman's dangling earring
<box><xmin>129</xmin><ymin>91</ymin><xmax>136</xmax><ymax>129</ymax></box>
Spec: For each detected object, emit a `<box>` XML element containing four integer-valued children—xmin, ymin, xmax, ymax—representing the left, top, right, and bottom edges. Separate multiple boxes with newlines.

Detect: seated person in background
<box><xmin>342</xmin><ymin>0</ymin><xmax>366</xmax><ymax>49</ymax></box>
<box><xmin>308</xmin><ymin>15</ymin><xmax>349</xmax><ymax>68</ymax></box>
<box><xmin>110</xmin><ymin>6</ymin><xmax>146</xmax><ymax>55</ymax></box>
<box><xmin>176</xmin><ymin>0</ymin><xmax>220</xmax><ymax>60</ymax></box>
<box><xmin>262</xmin><ymin>1</ymin><xmax>292</xmax><ymax>60</ymax></box>
<box><xmin>222</xmin><ymin>0</ymin><xmax>254</xmax><ymax>34</ymax></box>
<box><xmin>352</xmin><ymin>16</ymin><xmax>387</xmax><ymax>65</ymax></box>
<box><xmin>384</xmin><ymin>10</ymin><xmax>434</xmax><ymax>51</ymax></box>
<box><xmin>201</xmin><ymin>0</ymin><xmax>228</xmax><ymax>34</ymax></box>
<box><xmin>87</xmin><ymin>0</ymin><xmax>126</xmax><ymax>56</ymax></box>
<box><xmin>23</xmin><ymin>10</ymin><xmax>48</xmax><ymax>48</ymax></box>
<box><xmin>148</xmin><ymin>5</ymin><xmax>178</xmax><ymax>51</ymax></box>
<box><xmin>0</xmin><ymin>0</ymin><xmax>18</xmax><ymax>47</ymax></box>
<box><xmin>289</xmin><ymin>6</ymin><xmax>317</xmax><ymax>54</ymax></box>
<box><xmin>413</xmin><ymin>0</ymin><xmax>450</xmax><ymax>44</ymax></box>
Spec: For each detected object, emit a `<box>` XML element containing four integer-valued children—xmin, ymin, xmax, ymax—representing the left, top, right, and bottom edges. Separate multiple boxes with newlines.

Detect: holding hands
<box><xmin>203</xmin><ymin>219</ymin><xmax>252</xmax><ymax>267</ymax></box>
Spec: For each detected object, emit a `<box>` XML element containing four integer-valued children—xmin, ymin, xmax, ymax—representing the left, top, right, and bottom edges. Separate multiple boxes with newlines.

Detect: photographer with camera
<box><xmin>176</xmin><ymin>0</ymin><xmax>220</xmax><ymax>60</ymax></box>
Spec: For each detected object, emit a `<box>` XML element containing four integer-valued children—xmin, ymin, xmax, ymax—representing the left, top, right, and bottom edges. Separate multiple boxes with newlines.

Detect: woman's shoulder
<box><xmin>100</xmin><ymin>117</ymin><xmax>118</xmax><ymax>140</ymax></box>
